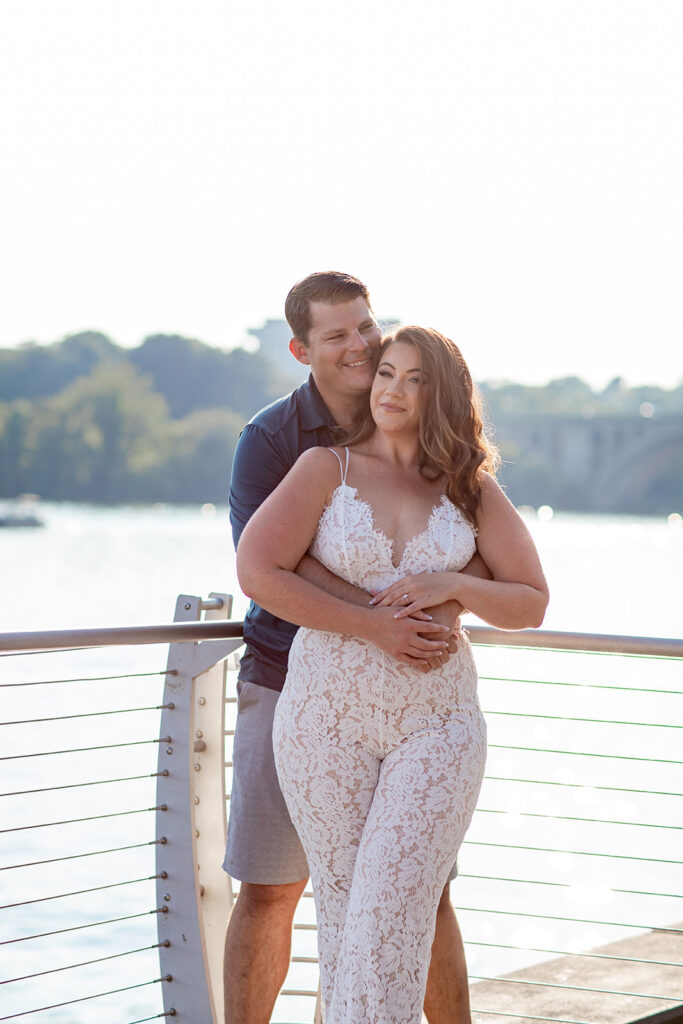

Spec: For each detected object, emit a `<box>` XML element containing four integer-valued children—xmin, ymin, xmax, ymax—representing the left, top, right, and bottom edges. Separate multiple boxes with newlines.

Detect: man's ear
<box><xmin>289</xmin><ymin>337</ymin><xmax>310</xmax><ymax>365</ymax></box>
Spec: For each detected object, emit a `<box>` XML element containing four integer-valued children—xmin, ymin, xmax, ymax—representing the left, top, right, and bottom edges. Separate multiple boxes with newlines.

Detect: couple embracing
<box><xmin>222</xmin><ymin>271</ymin><xmax>548</xmax><ymax>1024</ymax></box>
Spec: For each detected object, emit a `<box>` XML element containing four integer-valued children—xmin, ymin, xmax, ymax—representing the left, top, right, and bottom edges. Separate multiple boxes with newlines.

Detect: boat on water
<box><xmin>0</xmin><ymin>493</ymin><xmax>44</xmax><ymax>527</ymax></box>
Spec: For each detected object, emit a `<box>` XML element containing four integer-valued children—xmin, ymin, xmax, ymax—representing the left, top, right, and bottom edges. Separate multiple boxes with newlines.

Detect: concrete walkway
<box><xmin>467</xmin><ymin>924</ymin><xmax>683</xmax><ymax>1024</ymax></box>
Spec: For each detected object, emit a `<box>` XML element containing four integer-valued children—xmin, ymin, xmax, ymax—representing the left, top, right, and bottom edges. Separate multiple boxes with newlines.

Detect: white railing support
<box><xmin>156</xmin><ymin>593</ymin><xmax>242</xmax><ymax>1024</ymax></box>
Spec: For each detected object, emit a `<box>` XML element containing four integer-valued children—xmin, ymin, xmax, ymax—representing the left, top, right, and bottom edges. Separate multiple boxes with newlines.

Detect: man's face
<box><xmin>290</xmin><ymin>297</ymin><xmax>382</xmax><ymax>402</ymax></box>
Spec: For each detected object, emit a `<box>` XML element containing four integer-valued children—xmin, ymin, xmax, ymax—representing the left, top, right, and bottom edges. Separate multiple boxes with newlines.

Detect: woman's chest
<box><xmin>312</xmin><ymin>485</ymin><xmax>477</xmax><ymax>589</ymax></box>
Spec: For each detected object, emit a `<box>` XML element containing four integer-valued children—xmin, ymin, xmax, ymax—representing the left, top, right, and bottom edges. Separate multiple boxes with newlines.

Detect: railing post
<box><xmin>156</xmin><ymin>594</ymin><xmax>243</xmax><ymax>1023</ymax></box>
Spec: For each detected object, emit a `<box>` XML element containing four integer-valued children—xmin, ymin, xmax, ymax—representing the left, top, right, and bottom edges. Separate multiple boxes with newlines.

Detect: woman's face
<box><xmin>370</xmin><ymin>342</ymin><xmax>423</xmax><ymax>434</ymax></box>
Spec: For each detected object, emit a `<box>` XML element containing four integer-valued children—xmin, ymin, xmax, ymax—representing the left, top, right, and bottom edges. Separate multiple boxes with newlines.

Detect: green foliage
<box><xmin>481</xmin><ymin>375</ymin><xmax>683</xmax><ymax>419</ymax></box>
<box><xmin>129</xmin><ymin>334</ymin><xmax>294</xmax><ymax>419</ymax></box>
<box><xmin>0</xmin><ymin>364</ymin><xmax>243</xmax><ymax>503</ymax></box>
<box><xmin>1</xmin><ymin>330</ymin><xmax>681</xmax><ymax>509</ymax></box>
<box><xmin>159</xmin><ymin>408</ymin><xmax>245</xmax><ymax>503</ymax></box>
<box><xmin>0</xmin><ymin>332</ymin><xmax>122</xmax><ymax>402</ymax></box>
<box><xmin>0</xmin><ymin>330</ymin><xmax>297</xmax><ymax>418</ymax></box>
<box><xmin>0</xmin><ymin>330</ymin><xmax>293</xmax><ymax>504</ymax></box>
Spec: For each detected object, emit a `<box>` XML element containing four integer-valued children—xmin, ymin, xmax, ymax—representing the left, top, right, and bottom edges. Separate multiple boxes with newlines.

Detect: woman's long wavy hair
<box><xmin>347</xmin><ymin>326</ymin><xmax>500</xmax><ymax>524</ymax></box>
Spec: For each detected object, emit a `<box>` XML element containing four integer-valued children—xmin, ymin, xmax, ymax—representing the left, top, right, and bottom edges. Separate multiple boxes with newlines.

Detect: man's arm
<box><xmin>419</xmin><ymin>550</ymin><xmax>493</xmax><ymax>669</ymax></box>
<box><xmin>437</xmin><ymin>548</ymin><xmax>493</xmax><ymax>620</ymax></box>
<box><xmin>296</xmin><ymin>554</ymin><xmax>371</xmax><ymax>607</ymax></box>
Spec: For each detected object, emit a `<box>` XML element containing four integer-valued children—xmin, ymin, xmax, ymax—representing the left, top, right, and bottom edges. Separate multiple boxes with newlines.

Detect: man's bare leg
<box><xmin>423</xmin><ymin>884</ymin><xmax>472</xmax><ymax>1024</ymax></box>
<box><xmin>224</xmin><ymin>877</ymin><xmax>308</xmax><ymax>1024</ymax></box>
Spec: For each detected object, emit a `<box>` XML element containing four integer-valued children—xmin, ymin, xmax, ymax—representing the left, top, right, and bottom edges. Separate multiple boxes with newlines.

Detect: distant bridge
<box><xmin>493</xmin><ymin>414</ymin><xmax>683</xmax><ymax>511</ymax></box>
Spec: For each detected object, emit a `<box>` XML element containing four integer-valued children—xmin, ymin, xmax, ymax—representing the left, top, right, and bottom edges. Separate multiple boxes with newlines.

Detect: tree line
<box><xmin>0</xmin><ymin>331</ymin><xmax>294</xmax><ymax>503</ymax></box>
<box><xmin>1</xmin><ymin>330</ymin><xmax>681</xmax><ymax>508</ymax></box>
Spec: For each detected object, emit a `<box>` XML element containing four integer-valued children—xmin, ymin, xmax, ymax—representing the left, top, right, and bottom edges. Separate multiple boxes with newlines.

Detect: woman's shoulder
<box><xmin>476</xmin><ymin>471</ymin><xmax>521</xmax><ymax>526</ymax></box>
<box><xmin>294</xmin><ymin>446</ymin><xmax>348</xmax><ymax>482</ymax></box>
<box><xmin>478</xmin><ymin>471</ymin><xmax>501</xmax><ymax>499</ymax></box>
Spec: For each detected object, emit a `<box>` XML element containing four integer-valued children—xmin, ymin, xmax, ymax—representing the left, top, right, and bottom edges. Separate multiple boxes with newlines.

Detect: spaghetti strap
<box><xmin>327</xmin><ymin>446</ymin><xmax>350</xmax><ymax>485</ymax></box>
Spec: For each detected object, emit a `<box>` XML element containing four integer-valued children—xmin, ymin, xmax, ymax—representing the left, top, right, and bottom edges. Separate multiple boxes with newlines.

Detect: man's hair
<box><xmin>285</xmin><ymin>271</ymin><xmax>372</xmax><ymax>346</ymax></box>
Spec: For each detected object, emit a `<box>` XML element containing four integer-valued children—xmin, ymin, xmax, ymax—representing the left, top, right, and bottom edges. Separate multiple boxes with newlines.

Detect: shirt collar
<box><xmin>298</xmin><ymin>374</ymin><xmax>337</xmax><ymax>431</ymax></box>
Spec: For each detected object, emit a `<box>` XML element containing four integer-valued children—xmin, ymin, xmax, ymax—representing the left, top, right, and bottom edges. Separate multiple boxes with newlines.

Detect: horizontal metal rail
<box><xmin>0</xmin><ymin>618</ymin><xmax>243</xmax><ymax>652</ymax></box>
<box><xmin>0</xmin><ymin>621</ymin><xmax>681</xmax><ymax>656</ymax></box>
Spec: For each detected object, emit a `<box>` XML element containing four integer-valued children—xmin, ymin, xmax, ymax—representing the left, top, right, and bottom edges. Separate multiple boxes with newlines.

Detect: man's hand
<box><xmin>418</xmin><ymin>600</ymin><xmax>463</xmax><ymax>673</ymax></box>
<box><xmin>361</xmin><ymin>608</ymin><xmax>450</xmax><ymax>665</ymax></box>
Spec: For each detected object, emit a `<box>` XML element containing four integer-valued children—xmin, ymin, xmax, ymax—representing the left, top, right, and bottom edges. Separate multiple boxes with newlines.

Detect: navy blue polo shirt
<box><xmin>229</xmin><ymin>375</ymin><xmax>338</xmax><ymax>692</ymax></box>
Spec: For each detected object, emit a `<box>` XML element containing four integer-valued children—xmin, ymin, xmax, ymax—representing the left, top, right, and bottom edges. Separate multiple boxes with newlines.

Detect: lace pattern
<box><xmin>273</xmin><ymin>482</ymin><xmax>487</xmax><ymax>1024</ymax></box>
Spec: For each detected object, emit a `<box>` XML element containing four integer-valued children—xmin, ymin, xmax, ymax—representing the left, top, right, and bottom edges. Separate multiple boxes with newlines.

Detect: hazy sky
<box><xmin>1</xmin><ymin>0</ymin><xmax>681</xmax><ymax>387</ymax></box>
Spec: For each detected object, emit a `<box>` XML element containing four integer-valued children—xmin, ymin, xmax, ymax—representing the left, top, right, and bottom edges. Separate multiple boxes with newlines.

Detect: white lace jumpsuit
<box><xmin>272</xmin><ymin>449</ymin><xmax>487</xmax><ymax>1024</ymax></box>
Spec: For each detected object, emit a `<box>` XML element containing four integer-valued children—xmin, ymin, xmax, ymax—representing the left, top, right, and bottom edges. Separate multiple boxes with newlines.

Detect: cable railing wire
<box><xmin>469</xmin><ymin>1010</ymin><xmax>604</xmax><ymax>1024</ymax></box>
<box><xmin>487</xmin><ymin>743</ymin><xmax>683</xmax><ymax>764</ymax></box>
<box><xmin>0</xmin><ymin>703</ymin><xmax>172</xmax><ymax>726</ymax></box>
<box><xmin>459</xmin><ymin>872</ymin><xmax>682</xmax><ymax>901</ymax></box>
<box><xmin>474</xmin><ymin>807</ymin><xmax>683</xmax><ymax>830</ymax></box>
<box><xmin>1</xmin><ymin>907</ymin><xmax>166</xmax><ymax>947</ymax></box>
<box><xmin>1</xmin><ymin>803</ymin><xmax>166</xmax><ymax>835</ymax></box>
<box><xmin>0</xmin><ymin>873</ymin><xmax>163</xmax><ymax>911</ymax></box>
<box><xmin>0</xmin><ymin>769</ymin><xmax>168</xmax><ymax>799</ymax></box>
<box><xmin>483</xmin><ymin>775</ymin><xmax>683</xmax><ymax>798</ymax></box>
<box><xmin>454</xmin><ymin>905</ymin><xmax>683</xmax><ymax>932</ymax></box>
<box><xmin>0</xmin><ymin>976</ymin><xmax>172</xmax><ymax>1022</ymax></box>
<box><xmin>1</xmin><ymin>837</ymin><xmax>166</xmax><ymax>872</ymax></box>
<box><xmin>468</xmin><ymin>974</ymin><xmax>683</xmax><ymax>1002</ymax></box>
<box><xmin>484</xmin><ymin>709</ymin><xmax>683</xmax><ymax>728</ymax></box>
<box><xmin>0</xmin><ymin>736</ymin><xmax>172</xmax><ymax>761</ymax></box>
<box><xmin>464</xmin><ymin>839</ymin><xmax>683</xmax><ymax>864</ymax></box>
<box><xmin>123</xmin><ymin>1015</ymin><xmax>176</xmax><ymax>1023</ymax></box>
<box><xmin>0</xmin><ymin>646</ymin><xmax>97</xmax><ymax>659</ymax></box>
<box><xmin>2</xmin><ymin>941</ymin><xmax>169</xmax><ymax>986</ymax></box>
<box><xmin>465</xmin><ymin>939</ymin><xmax>683</xmax><ymax>969</ymax></box>
<box><xmin>479</xmin><ymin>674</ymin><xmax>683</xmax><ymax>696</ymax></box>
<box><xmin>0</xmin><ymin>669</ymin><xmax>172</xmax><ymax>686</ymax></box>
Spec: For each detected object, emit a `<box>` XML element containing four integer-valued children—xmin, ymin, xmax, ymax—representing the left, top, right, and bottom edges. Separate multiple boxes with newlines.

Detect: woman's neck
<box><xmin>361</xmin><ymin>426</ymin><xmax>420</xmax><ymax>469</ymax></box>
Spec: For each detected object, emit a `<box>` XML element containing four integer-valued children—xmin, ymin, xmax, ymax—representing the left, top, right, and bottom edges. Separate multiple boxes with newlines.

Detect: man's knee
<box><xmin>235</xmin><ymin>878</ymin><xmax>308</xmax><ymax>921</ymax></box>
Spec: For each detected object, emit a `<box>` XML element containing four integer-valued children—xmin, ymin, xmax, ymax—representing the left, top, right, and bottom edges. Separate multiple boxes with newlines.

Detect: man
<box><xmin>223</xmin><ymin>271</ymin><xmax>488</xmax><ymax>1024</ymax></box>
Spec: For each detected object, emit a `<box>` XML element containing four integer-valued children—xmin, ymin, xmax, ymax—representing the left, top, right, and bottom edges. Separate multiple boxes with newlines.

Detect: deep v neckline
<box><xmin>337</xmin><ymin>483</ymin><xmax>449</xmax><ymax>571</ymax></box>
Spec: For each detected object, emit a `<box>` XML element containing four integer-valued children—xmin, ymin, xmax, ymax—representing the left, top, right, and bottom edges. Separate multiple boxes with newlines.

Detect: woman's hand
<box><xmin>361</xmin><ymin>606</ymin><xmax>450</xmax><ymax>664</ymax></box>
<box><xmin>369</xmin><ymin>573</ymin><xmax>458</xmax><ymax>618</ymax></box>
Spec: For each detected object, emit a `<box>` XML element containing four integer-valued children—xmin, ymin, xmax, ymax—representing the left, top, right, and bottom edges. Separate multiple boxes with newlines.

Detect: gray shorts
<box><xmin>223</xmin><ymin>679</ymin><xmax>309</xmax><ymax>884</ymax></box>
<box><xmin>222</xmin><ymin>678</ymin><xmax>458</xmax><ymax>885</ymax></box>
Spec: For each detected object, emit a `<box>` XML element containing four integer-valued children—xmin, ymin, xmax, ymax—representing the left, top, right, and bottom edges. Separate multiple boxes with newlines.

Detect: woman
<box><xmin>236</xmin><ymin>326</ymin><xmax>548</xmax><ymax>1024</ymax></box>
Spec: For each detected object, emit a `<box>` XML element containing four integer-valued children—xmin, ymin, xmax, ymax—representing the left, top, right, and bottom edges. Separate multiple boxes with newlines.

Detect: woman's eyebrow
<box><xmin>378</xmin><ymin>360</ymin><xmax>421</xmax><ymax>373</ymax></box>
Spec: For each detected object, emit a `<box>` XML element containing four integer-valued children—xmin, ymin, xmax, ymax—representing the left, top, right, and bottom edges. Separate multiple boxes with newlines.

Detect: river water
<box><xmin>2</xmin><ymin>502</ymin><xmax>682</xmax><ymax>637</ymax></box>
<box><xmin>1</xmin><ymin>504</ymin><xmax>681</xmax><ymax>1022</ymax></box>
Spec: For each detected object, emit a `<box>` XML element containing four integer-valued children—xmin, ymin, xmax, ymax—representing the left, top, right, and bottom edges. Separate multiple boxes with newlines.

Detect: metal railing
<box><xmin>1</xmin><ymin>601</ymin><xmax>682</xmax><ymax>1024</ymax></box>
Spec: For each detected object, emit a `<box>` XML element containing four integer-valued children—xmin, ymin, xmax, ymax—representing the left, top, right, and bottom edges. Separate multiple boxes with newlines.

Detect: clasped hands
<box><xmin>369</xmin><ymin>573</ymin><xmax>463</xmax><ymax>671</ymax></box>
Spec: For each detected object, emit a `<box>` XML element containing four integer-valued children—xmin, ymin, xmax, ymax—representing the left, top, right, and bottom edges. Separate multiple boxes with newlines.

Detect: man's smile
<box><xmin>344</xmin><ymin>357</ymin><xmax>372</xmax><ymax>368</ymax></box>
